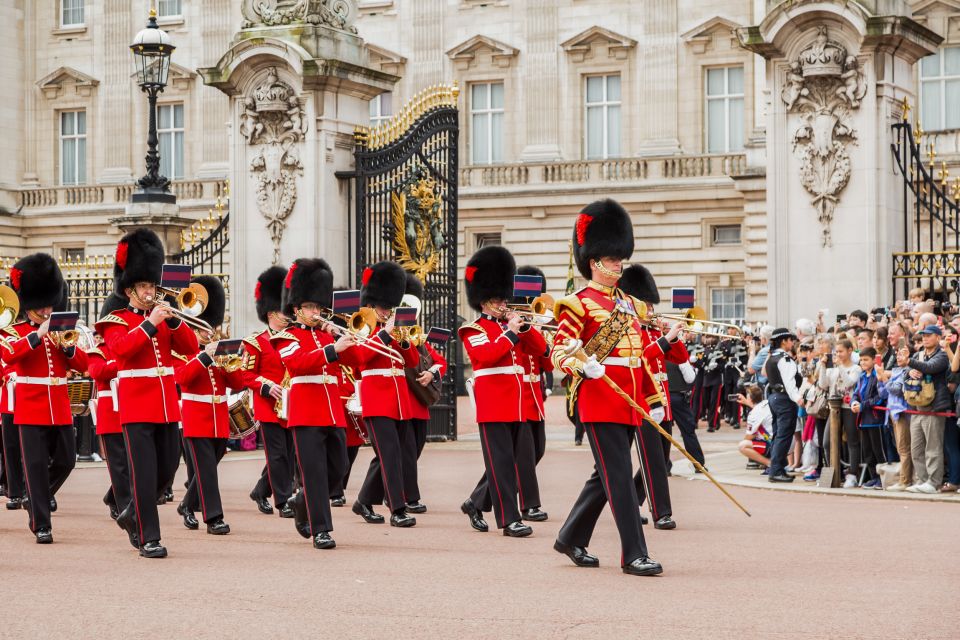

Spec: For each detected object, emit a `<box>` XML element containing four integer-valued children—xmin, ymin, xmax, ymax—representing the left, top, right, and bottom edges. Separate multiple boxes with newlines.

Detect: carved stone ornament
<box><xmin>781</xmin><ymin>26</ymin><xmax>866</xmax><ymax>247</ymax></box>
<box><xmin>240</xmin><ymin>68</ymin><xmax>308</xmax><ymax>264</ymax></box>
<box><xmin>240</xmin><ymin>0</ymin><xmax>358</xmax><ymax>33</ymax></box>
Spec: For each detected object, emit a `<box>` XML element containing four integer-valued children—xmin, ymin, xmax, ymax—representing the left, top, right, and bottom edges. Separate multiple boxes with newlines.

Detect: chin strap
<box><xmin>593</xmin><ymin>260</ymin><xmax>623</xmax><ymax>280</ymax></box>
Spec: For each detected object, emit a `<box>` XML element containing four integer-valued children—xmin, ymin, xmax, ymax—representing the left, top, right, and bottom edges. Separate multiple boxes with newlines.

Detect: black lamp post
<box><xmin>130</xmin><ymin>9</ymin><xmax>176</xmax><ymax>204</ymax></box>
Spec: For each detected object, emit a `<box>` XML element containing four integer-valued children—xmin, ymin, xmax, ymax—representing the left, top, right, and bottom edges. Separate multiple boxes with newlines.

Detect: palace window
<box><xmin>920</xmin><ymin>47</ymin><xmax>960</xmax><ymax>131</ymax></box>
<box><xmin>59</xmin><ymin>110</ymin><xmax>86</xmax><ymax>185</ymax></box>
<box><xmin>470</xmin><ymin>82</ymin><xmax>504</xmax><ymax>164</ymax></box>
<box><xmin>474</xmin><ymin>231</ymin><xmax>502</xmax><ymax>249</ymax></box>
<box><xmin>705</xmin><ymin>66</ymin><xmax>744</xmax><ymax>153</ymax></box>
<box><xmin>584</xmin><ymin>74</ymin><xmax>621</xmax><ymax>160</ymax></box>
<box><xmin>60</xmin><ymin>247</ymin><xmax>85</xmax><ymax>262</ymax></box>
<box><xmin>370</xmin><ymin>92</ymin><xmax>393</xmax><ymax>127</ymax></box>
<box><xmin>158</xmin><ymin>0</ymin><xmax>183</xmax><ymax>17</ymax></box>
<box><xmin>711</xmin><ymin>224</ymin><xmax>742</xmax><ymax>246</ymax></box>
<box><xmin>711</xmin><ymin>287</ymin><xmax>745</xmax><ymax>323</ymax></box>
<box><xmin>158</xmin><ymin>104</ymin><xmax>184</xmax><ymax>180</ymax></box>
<box><xmin>61</xmin><ymin>0</ymin><xmax>84</xmax><ymax>27</ymax></box>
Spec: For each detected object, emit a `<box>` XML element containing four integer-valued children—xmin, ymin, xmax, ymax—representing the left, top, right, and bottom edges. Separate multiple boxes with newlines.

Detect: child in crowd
<box><xmin>851</xmin><ymin>347</ymin><xmax>888</xmax><ymax>489</ymax></box>
<box><xmin>736</xmin><ymin>386</ymin><xmax>772</xmax><ymax>470</ymax></box>
<box><xmin>881</xmin><ymin>346</ymin><xmax>914</xmax><ymax>491</ymax></box>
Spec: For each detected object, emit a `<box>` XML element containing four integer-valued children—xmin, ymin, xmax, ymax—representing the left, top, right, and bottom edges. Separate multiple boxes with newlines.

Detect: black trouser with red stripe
<box><xmin>515</xmin><ymin>421</ymin><xmax>542</xmax><ymax>511</ymax></box>
<box><xmin>292</xmin><ymin>426</ymin><xmax>346</xmax><ymax>535</ymax></box>
<box><xmin>251</xmin><ymin>421</ymin><xmax>295</xmax><ymax>508</ymax></box>
<box><xmin>633</xmin><ymin>422</ymin><xmax>672</xmax><ymax>520</ymax></box>
<box><xmin>122</xmin><ymin>422</ymin><xmax>181</xmax><ymax>545</ymax></box>
<box><xmin>19</xmin><ymin>424</ymin><xmax>75</xmax><ymax>533</ymax></box>
<box><xmin>701</xmin><ymin>383</ymin><xmax>723</xmax><ymax>429</ymax></box>
<box><xmin>469</xmin><ymin>422</ymin><xmax>524</xmax><ymax>529</ymax></box>
<box><xmin>183</xmin><ymin>437</ymin><xmax>228</xmax><ymax>524</ymax></box>
<box><xmin>330</xmin><ymin>445</ymin><xmax>360</xmax><ymax>499</ymax></box>
<box><xmin>400</xmin><ymin>417</ymin><xmax>428</xmax><ymax>503</ymax></box>
<box><xmin>1</xmin><ymin>413</ymin><xmax>24</xmax><ymax>499</ymax></box>
<box><xmin>357</xmin><ymin>417</ymin><xmax>409</xmax><ymax>513</ymax></box>
<box><xmin>101</xmin><ymin>432</ymin><xmax>131</xmax><ymax>514</ymax></box>
<box><xmin>557</xmin><ymin>422</ymin><xmax>649</xmax><ymax>566</ymax></box>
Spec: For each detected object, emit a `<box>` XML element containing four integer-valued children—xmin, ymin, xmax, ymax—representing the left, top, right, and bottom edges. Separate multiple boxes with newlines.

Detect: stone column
<box><xmin>637</xmin><ymin>0</ymin><xmax>680</xmax><ymax>155</ymax></box>
<box><xmin>520</xmin><ymin>0</ymin><xmax>561</xmax><ymax>161</ymax></box>
<box><xmin>411</xmin><ymin>0</ymin><xmax>445</xmax><ymax>89</ymax></box>
<box><xmin>198</xmin><ymin>0</ymin><xmax>232</xmax><ymax>179</ymax></box>
<box><xmin>738</xmin><ymin>1</ymin><xmax>940</xmax><ymax>325</ymax></box>
<box><xmin>99</xmin><ymin>0</ymin><xmax>134</xmax><ymax>183</ymax></box>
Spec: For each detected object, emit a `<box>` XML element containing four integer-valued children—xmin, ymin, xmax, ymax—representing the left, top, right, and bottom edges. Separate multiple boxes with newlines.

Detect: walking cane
<box><xmin>563</xmin><ymin>340</ymin><xmax>752</xmax><ymax>517</ymax></box>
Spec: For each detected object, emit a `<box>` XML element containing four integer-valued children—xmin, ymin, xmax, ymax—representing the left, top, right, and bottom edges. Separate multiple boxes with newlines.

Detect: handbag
<box><xmin>807</xmin><ymin>387</ymin><xmax>830</xmax><ymax>419</ymax></box>
<box><xmin>903</xmin><ymin>375</ymin><xmax>935</xmax><ymax>407</ymax></box>
<box><xmin>405</xmin><ymin>344</ymin><xmax>441</xmax><ymax>407</ymax></box>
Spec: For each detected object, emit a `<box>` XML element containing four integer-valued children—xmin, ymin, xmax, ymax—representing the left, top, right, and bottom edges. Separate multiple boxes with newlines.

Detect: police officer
<box><xmin>765</xmin><ymin>328</ymin><xmax>801</xmax><ymax>483</ymax></box>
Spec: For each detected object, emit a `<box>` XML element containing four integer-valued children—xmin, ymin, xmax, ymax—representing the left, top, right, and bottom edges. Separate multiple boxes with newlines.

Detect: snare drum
<box><xmin>228</xmin><ymin>390</ymin><xmax>258</xmax><ymax>439</ymax></box>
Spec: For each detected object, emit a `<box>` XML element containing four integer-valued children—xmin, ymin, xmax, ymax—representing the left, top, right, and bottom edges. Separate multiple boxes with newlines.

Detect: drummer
<box><xmin>174</xmin><ymin>276</ymin><xmax>246</xmax><ymax>535</ymax></box>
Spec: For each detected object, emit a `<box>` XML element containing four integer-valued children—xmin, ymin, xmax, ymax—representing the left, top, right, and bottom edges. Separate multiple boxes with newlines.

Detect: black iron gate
<box><xmin>351</xmin><ymin>85</ymin><xmax>460</xmax><ymax>441</ymax></box>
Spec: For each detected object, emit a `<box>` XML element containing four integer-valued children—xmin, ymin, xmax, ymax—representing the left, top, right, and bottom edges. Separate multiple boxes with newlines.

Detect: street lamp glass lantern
<box><xmin>130</xmin><ymin>10</ymin><xmax>175</xmax><ymax>88</ymax></box>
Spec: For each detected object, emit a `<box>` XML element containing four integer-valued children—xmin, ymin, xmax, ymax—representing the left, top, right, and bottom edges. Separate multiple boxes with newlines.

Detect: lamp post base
<box><xmin>131</xmin><ymin>189</ymin><xmax>177</xmax><ymax>204</ymax></box>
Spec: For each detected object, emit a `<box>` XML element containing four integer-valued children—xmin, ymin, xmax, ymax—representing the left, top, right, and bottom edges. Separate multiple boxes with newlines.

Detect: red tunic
<box><xmin>87</xmin><ymin>345</ymin><xmax>121</xmax><ymax>435</ymax></box>
<box><xmin>176</xmin><ymin>352</ymin><xmax>246</xmax><ymax>439</ymax></box>
<box><xmin>271</xmin><ymin>324</ymin><xmax>361</xmax><ymax>429</ymax></box>
<box><xmin>352</xmin><ymin>327</ymin><xmax>420</xmax><ymax>421</ymax></box>
<box><xmin>459</xmin><ymin>315</ymin><xmax>547</xmax><ymax>424</ymax></box>
<box><xmin>519</xmin><ymin>330</ymin><xmax>554</xmax><ymax>422</ymax></box>
<box><xmin>0</xmin><ymin>356</ymin><xmax>13</xmax><ymax>416</ymax></box>
<box><xmin>408</xmin><ymin>341</ymin><xmax>449</xmax><ymax>421</ymax></box>
<box><xmin>241</xmin><ymin>329</ymin><xmax>287</xmax><ymax>426</ymax></box>
<box><xmin>4</xmin><ymin>321</ymin><xmax>89</xmax><ymax>426</ymax></box>
<box><xmin>551</xmin><ymin>282</ymin><xmax>660</xmax><ymax>427</ymax></box>
<box><xmin>95</xmin><ymin>307</ymin><xmax>199</xmax><ymax>425</ymax></box>
<box><xmin>639</xmin><ymin>324</ymin><xmax>689</xmax><ymax>420</ymax></box>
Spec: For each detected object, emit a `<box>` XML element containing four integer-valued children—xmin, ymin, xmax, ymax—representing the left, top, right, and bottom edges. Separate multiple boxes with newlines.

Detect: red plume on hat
<box><xmin>284</xmin><ymin>262</ymin><xmax>298</xmax><ymax>289</ymax></box>
<box><xmin>361</xmin><ymin>267</ymin><xmax>373</xmax><ymax>286</ymax></box>
<box><xmin>465</xmin><ymin>266</ymin><xmax>477</xmax><ymax>282</ymax></box>
<box><xmin>254</xmin><ymin>280</ymin><xmax>262</xmax><ymax>301</ymax></box>
<box><xmin>9</xmin><ymin>267</ymin><xmax>21</xmax><ymax>290</ymax></box>
<box><xmin>575</xmin><ymin>214</ymin><xmax>591</xmax><ymax>246</ymax></box>
<box><xmin>115</xmin><ymin>241</ymin><xmax>129</xmax><ymax>270</ymax></box>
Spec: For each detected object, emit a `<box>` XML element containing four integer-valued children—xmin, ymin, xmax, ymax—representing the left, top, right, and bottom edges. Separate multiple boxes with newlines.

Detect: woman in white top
<box><xmin>817</xmin><ymin>338</ymin><xmax>863</xmax><ymax>487</ymax></box>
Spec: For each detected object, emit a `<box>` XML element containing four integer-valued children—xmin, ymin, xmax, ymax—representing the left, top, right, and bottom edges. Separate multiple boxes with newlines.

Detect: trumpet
<box><xmin>275</xmin><ymin>371</ymin><xmax>291</xmax><ymax>420</ymax></box>
<box><xmin>508</xmin><ymin>293</ymin><xmax>555</xmax><ymax>319</ymax></box>
<box><xmin>639</xmin><ymin>305</ymin><xmax>745</xmax><ymax>341</ymax></box>
<box><xmin>0</xmin><ymin>285</ymin><xmax>19</xmax><ymax>330</ymax></box>
<box><xmin>149</xmin><ymin>283</ymin><xmax>216</xmax><ymax>335</ymax></box>
<box><xmin>215</xmin><ymin>353</ymin><xmax>244</xmax><ymax>373</ymax></box>
<box><xmin>288</xmin><ymin>307</ymin><xmax>404</xmax><ymax>365</ymax></box>
<box><xmin>391</xmin><ymin>324</ymin><xmax>422</xmax><ymax>345</ymax></box>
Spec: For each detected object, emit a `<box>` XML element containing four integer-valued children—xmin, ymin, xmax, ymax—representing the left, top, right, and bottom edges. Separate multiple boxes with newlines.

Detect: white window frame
<box><xmin>711</xmin><ymin>224</ymin><xmax>742</xmax><ymax>246</ymax></box>
<box><xmin>157</xmin><ymin>103</ymin><xmax>185</xmax><ymax>180</ymax></box>
<box><xmin>705</xmin><ymin>66</ymin><xmax>745</xmax><ymax>153</ymax></box>
<box><xmin>369</xmin><ymin>92</ymin><xmax>393</xmax><ymax>127</ymax></box>
<box><xmin>59</xmin><ymin>110</ymin><xmax>86</xmax><ymax>186</ymax></box>
<box><xmin>710</xmin><ymin>287</ymin><xmax>745</xmax><ymax>323</ymax></box>
<box><xmin>61</xmin><ymin>0</ymin><xmax>85</xmax><ymax>27</ymax></box>
<box><xmin>583</xmin><ymin>74</ymin><xmax>621</xmax><ymax>160</ymax></box>
<box><xmin>920</xmin><ymin>46</ymin><xmax>960</xmax><ymax>132</ymax></box>
<box><xmin>157</xmin><ymin>0</ymin><xmax>183</xmax><ymax>17</ymax></box>
<box><xmin>470</xmin><ymin>82</ymin><xmax>504</xmax><ymax>165</ymax></box>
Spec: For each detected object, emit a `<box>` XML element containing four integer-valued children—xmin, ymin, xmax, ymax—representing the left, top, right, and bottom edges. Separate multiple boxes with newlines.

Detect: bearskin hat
<box><xmin>465</xmin><ymin>245</ymin><xmax>515</xmax><ymax>312</ymax></box>
<box><xmin>10</xmin><ymin>253</ymin><xmax>65</xmax><ymax>312</ymax></box>
<box><xmin>404</xmin><ymin>272</ymin><xmax>424</xmax><ymax>301</ymax></box>
<box><xmin>572</xmin><ymin>199</ymin><xmax>634</xmax><ymax>280</ymax></box>
<box><xmin>255</xmin><ymin>266</ymin><xmax>287</xmax><ymax>324</ymax></box>
<box><xmin>114</xmin><ymin>227</ymin><xmax>164</xmax><ymax>296</ymax></box>
<box><xmin>281</xmin><ymin>258</ymin><xmax>333</xmax><ymax>317</ymax></box>
<box><xmin>617</xmin><ymin>264</ymin><xmax>659</xmax><ymax>304</ymax></box>
<box><xmin>516</xmin><ymin>265</ymin><xmax>547</xmax><ymax>299</ymax></box>
<box><xmin>360</xmin><ymin>261</ymin><xmax>406</xmax><ymax>309</ymax></box>
<box><xmin>53</xmin><ymin>281</ymin><xmax>70</xmax><ymax>313</ymax></box>
<box><xmin>192</xmin><ymin>275</ymin><xmax>226</xmax><ymax>329</ymax></box>
<box><xmin>98</xmin><ymin>292</ymin><xmax>128</xmax><ymax>321</ymax></box>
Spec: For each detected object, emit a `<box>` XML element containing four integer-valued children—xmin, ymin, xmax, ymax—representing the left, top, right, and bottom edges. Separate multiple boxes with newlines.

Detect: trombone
<box><xmin>644</xmin><ymin>305</ymin><xmax>745</xmax><ymax>341</ymax></box>
<box><xmin>149</xmin><ymin>283</ymin><xmax>216</xmax><ymax>335</ymax></box>
<box><xmin>289</xmin><ymin>307</ymin><xmax>405</xmax><ymax>365</ymax></box>
<box><xmin>508</xmin><ymin>293</ymin><xmax>559</xmax><ymax>331</ymax></box>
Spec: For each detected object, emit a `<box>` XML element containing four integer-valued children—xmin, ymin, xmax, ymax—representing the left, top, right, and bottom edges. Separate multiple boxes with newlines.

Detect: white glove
<box><xmin>649</xmin><ymin>406</ymin><xmax>665</xmax><ymax>424</ymax></box>
<box><xmin>679</xmin><ymin>362</ymin><xmax>696</xmax><ymax>384</ymax></box>
<box><xmin>581</xmin><ymin>355</ymin><xmax>606</xmax><ymax>380</ymax></box>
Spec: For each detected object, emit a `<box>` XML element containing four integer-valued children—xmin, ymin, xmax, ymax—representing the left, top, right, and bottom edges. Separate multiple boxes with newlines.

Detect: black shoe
<box><xmin>6</xmin><ymin>496</ymin><xmax>24</xmax><ymax>510</ymax></box>
<box><xmin>405</xmin><ymin>501</ymin><xmax>427</xmax><ymax>514</ymax></box>
<box><xmin>694</xmin><ymin>466</ymin><xmax>708</xmax><ymax>474</ymax></box>
<box><xmin>35</xmin><ymin>527</ymin><xmax>53</xmax><ymax>544</ymax></box>
<box><xmin>290</xmin><ymin>493</ymin><xmax>311</xmax><ymax>537</ymax></box>
<box><xmin>460</xmin><ymin>499</ymin><xmax>488</xmax><ymax>532</ymax></box>
<box><xmin>654</xmin><ymin>516</ymin><xmax>677</xmax><ymax>530</ymax></box>
<box><xmin>330</xmin><ymin>496</ymin><xmax>346</xmax><ymax>508</ymax></box>
<box><xmin>732</xmin><ymin>423</ymin><xmax>741</xmax><ymax>430</ymax></box>
<box><xmin>116</xmin><ymin>506</ymin><xmax>140</xmax><ymax>549</ymax></box>
<box><xmin>164</xmin><ymin>488</ymin><xmax>174</xmax><ymax>503</ymax></box>
<box><xmin>768</xmin><ymin>473</ymin><xmax>795</xmax><ymax>483</ymax></box>
<box><xmin>278</xmin><ymin>502</ymin><xmax>294</xmax><ymax>518</ymax></box>
<box><xmin>206</xmin><ymin>519</ymin><xmax>231</xmax><ymax>535</ymax></box>
<box><xmin>139</xmin><ymin>541</ymin><xmax>167</xmax><ymax>558</ymax></box>
<box><xmin>49</xmin><ymin>497</ymin><xmax>57</xmax><ymax>512</ymax></box>
<box><xmin>553</xmin><ymin>540</ymin><xmax>599</xmax><ymax>567</ymax></box>
<box><xmin>107</xmin><ymin>503</ymin><xmax>119</xmax><ymax>520</ymax></box>
<box><xmin>503</xmin><ymin>521</ymin><xmax>533</xmax><ymax>538</ymax></box>
<box><xmin>522</xmin><ymin>507</ymin><xmax>548</xmax><ymax>522</ymax></box>
<box><xmin>177</xmin><ymin>502</ymin><xmax>199</xmax><ymax>530</ymax></box>
<box><xmin>389</xmin><ymin>511</ymin><xmax>416</xmax><ymax>528</ymax></box>
<box><xmin>156</xmin><ymin>494</ymin><xmax>167</xmax><ymax>506</ymax></box>
<box><xmin>623</xmin><ymin>556</ymin><xmax>663</xmax><ymax>576</ymax></box>
<box><xmin>352</xmin><ymin>501</ymin><xmax>385</xmax><ymax>524</ymax></box>
<box><xmin>313</xmin><ymin>531</ymin><xmax>336</xmax><ymax>550</ymax></box>
<box><xmin>640</xmin><ymin>514</ymin><xmax>649</xmax><ymax>526</ymax></box>
<box><xmin>574</xmin><ymin>439</ymin><xmax>583</xmax><ymax>446</ymax></box>
<box><xmin>249</xmin><ymin>490</ymin><xmax>273</xmax><ymax>515</ymax></box>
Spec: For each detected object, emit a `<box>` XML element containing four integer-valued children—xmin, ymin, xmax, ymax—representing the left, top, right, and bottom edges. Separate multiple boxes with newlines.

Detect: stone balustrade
<box><xmin>13</xmin><ymin>179</ymin><xmax>228</xmax><ymax>210</ymax></box>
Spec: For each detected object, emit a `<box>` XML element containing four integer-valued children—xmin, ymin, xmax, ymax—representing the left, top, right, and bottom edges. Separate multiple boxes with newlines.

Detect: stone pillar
<box><xmin>198</xmin><ymin>0</ymin><xmax>232</xmax><ymax>179</ymax></box>
<box><xmin>637</xmin><ymin>0</ymin><xmax>680</xmax><ymax>155</ymax></box>
<box><xmin>738</xmin><ymin>1</ymin><xmax>940</xmax><ymax>325</ymax></box>
<box><xmin>99</xmin><ymin>0</ymin><xmax>134</xmax><ymax>183</ymax></box>
<box><xmin>520</xmin><ymin>0</ymin><xmax>561</xmax><ymax>161</ymax></box>
<box><xmin>411</xmin><ymin>0</ymin><xmax>445</xmax><ymax>88</ymax></box>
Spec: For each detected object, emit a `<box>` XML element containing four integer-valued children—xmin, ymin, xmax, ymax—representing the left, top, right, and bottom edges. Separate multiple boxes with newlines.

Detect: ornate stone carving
<box><xmin>240</xmin><ymin>0</ymin><xmax>358</xmax><ymax>33</ymax></box>
<box><xmin>782</xmin><ymin>26</ymin><xmax>867</xmax><ymax>247</ymax></box>
<box><xmin>240</xmin><ymin>68</ymin><xmax>307</xmax><ymax>264</ymax></box>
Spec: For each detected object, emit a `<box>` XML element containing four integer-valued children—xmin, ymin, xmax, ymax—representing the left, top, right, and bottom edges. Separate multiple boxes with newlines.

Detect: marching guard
<box><xmin>551</xmin><ymin>199</ymin><xmax>663</xmax><ymax>576</ymax></box>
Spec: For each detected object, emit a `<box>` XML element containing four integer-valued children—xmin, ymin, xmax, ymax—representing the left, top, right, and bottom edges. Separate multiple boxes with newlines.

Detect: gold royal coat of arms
<box><xmin>390</xmin><ymin>165</ymin><xmax>447</xmax><ymax>281</ymax></box>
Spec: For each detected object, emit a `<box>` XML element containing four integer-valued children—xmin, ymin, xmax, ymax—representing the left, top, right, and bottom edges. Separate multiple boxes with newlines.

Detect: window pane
<box><xmin>159</xmin><ymin>105</ymin><xmax>171</xmax><ymax>129</ymax></box>
<box><xmin>707</xmin><ymin>68</ymin><xmax>725</xmax><ymax>95</ymax></box>
<box><xmin>922</xmin><ymin>80</ymin><xmax>942</xmax><ymax>129</ymax></box>
<box><xmin>369</xmin><ymin>96</ymin><xmax>379</xmax><ymax>119</ymax></box>
<box><xmin>77</xmin><ymin>137</ymin><xmax>86</xmax><ymax>183</ymax></box>
<box><xmin>607</xmin><ymin>105</ymin><xmax>621</xmax><ymax>158</ymax></box>
<box><xmin>61</xmin><ymin>139</ymin><xmax>75</xmax><ymax>184</ymax></box>
<box><xmin>707</xmin><ymin>100</ymin><xmax>725</xmax><ymax>153</ymax></box>
<box><xmin>159</xmin><ymin>0</ymin><xmax>181</xmax><ymax>16</ymax></box>
<box><xmin>727</xmin><ymin>66</ymin><xmax>744</xmax><ymax>94</ymax></box>
<box><xmin>380</xmin><ymin>92</ymin><xmax>392</xmax><ymax>116</ymax></box>
<box><xmin>586</xmin><ymin>76</ymin><xmax>603</xmax><ymax>103</ymax></box>
<box><xmin>490</xmin><ymin>112</ymin><xmax>503</xmax><ymax>163</ymax></box>
<box><xmin>159</xmin><ymin>133</ymin><xmax>172</xmax><ymax>178</ymax></box>
<box><xmin>586</xmin><ymin>106</ymin><xmax>603</xmax><ymax>159</ymax></box>
<box><xmin>490</xmin><ymin>83</ymin><xmax>504</xmax><ymax>109</ymax></box>
<box><xmin>606</xmin><ymin>74</ymin><xmax>621</xmax><ymax>102</ymax></box>
<box><xmin>76</xmin><ymin>110</ymin><xmax>85</xmax><ymax>134</ymax></box>
<box><xmin>175</xmin><ymin>132</ymin><xmax>184</xmax><ymax>179</ymax></box>
<box><xmin>945</xmin><ymin>47</ymin><xmax>960</xmax><ymax>76</ymax></box>
<box><xmin>61</xmin><ymin>112</ymin><xmax>73</xmax><ymax>136</ymax></box>
<box><xmin>471</xmin><ymin>83</ymin><xmax>488</xmax><ymax>110</ymax></box>
<box><xmin>728</xmin><ymin>97</ymin><xmax>744</xmax><ymax>151</ymax></box>
<box><xmin>472</xmin><ymin>113</ymin><xmax>489</xmax><ymax>164</ymax></box>
<box><xmin>174</xmin><ymin>104</ymin><xmax>184</xmax><ymax>128</ymax></box>
<box><xmin>921</xmin><ymin>52</ymin><xmax>940</xmax><ymax>78</ymax></box>
<box><xmin>946</xmin><ymin>80</ymin><xmax>960</xmax><ymax>130</ymax></box>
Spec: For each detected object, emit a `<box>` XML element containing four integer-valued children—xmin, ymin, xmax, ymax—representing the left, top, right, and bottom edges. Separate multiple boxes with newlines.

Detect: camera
<box><xmin>727</xmin><ymin>394</ymin><xmax>741</xmax><ymax>402</ymax></box>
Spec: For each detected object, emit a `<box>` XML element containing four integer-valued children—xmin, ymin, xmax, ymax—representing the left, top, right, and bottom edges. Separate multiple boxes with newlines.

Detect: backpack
<box><xmin>903</xmin><ymin>374</ymin><xmax>935</xmax><ymax>408</ymax></box>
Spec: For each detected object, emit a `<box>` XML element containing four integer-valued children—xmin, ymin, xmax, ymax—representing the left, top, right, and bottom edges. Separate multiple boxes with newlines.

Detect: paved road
<box><xmin>2</xmin><ymin>425</ymin><xmax>957</xmax><ymax>639</ymax></box>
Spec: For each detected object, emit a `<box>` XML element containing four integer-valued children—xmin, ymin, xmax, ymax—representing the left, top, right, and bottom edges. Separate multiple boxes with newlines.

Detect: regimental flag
<box><xmin>672</xmin><ymin>287</ymin><xmax>695</xmax><ymax>310</ymax></box>
<box><xmin>49</xmin><ymin>311</ymin><xmax>79</xmax><ymax>332</ymax></box>
<box><xmin>565</xmin><ymin>240</ymin><xmax>575</xmax><ymax>295</ymax></box>
<box><xmin>332</xmin><ymin>289</ymin><xmax>361</xmax><ymax>315</ymax></box>
<box><xmin>394</xmin><ymin>306</ymin><xmax>418</xmax><ymax>327</ymax></box>
<box><xmin>513</xmin><ymin>274</ymin><xmax>543</xmax><ymax>299</ymax></box>
<box><xmin>214</xmin><ymin>339</ymin><xmax>243</xmax><ymax>356</ymax></box>
<box><xmin>161</xmin><ymin>264</ymin><xmax>192</xmax><ymax>289</ymax></box>
<box><xmin>426</xmin><ymin>327</ymin><xmax>452</xmax><ymax>345</ymax></box>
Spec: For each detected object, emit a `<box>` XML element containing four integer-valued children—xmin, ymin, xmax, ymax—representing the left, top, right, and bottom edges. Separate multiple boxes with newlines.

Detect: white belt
<box><xmin>16</xmin><ymin>376</ymin><xmax>68</xmax><ymax>386</ymax></box>
<box><xmin>361</xmin><ymin>368</ymin><xmax>405</xmax><ymax>378</ymax></box>
<box><xmin>603</xmin><ymin>357</ymin><xmax>645</xmax><ymax>368</ymax></box>
<box><xmin>181</xmin><ymin>393</ymin><xmax>227</xmax><ymax>404</ymax></box>
<box><xmin>289</xmin><ymin>375</ymin><xmax>338</xmax><ymax>385</ymax></box>
<box><xmin>523</xmin><ymin>374</ymin><xmax>540</xmax><ymax>383</ymax></box>
<box><xmin>474</xmin><ymin>365</ymin><xmax>523</xmax><ymax>378</ymax></box>
<box><xmin>97</xmin><ymin>390</ymin><xmax>114</xmax><ymax>399</ymax></box>
<box><xmin>117</xmin><ymin>366</ymin><xmax>174</xmax><ymax>379</ymax></box>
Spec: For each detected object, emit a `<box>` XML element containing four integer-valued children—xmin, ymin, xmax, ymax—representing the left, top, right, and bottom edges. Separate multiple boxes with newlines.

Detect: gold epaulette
<box><xmin>457</xmin><ymin>321</ymin><xmax>484</xmax><ymax>337</ymax></box>
<box><xmin>85</xmin><ymin>347</ymin><xmax>105</xmax><ymax>359</ymax></box>
<box><xmin>172</xmin><ymin>352</ymin><xmax>189</xmax><ymax>363</ymax></box>
<box><xmin>269</xmin><ymin>330</ymin><xmax>297</xmax><ymax>343</ymax></box>
<box><xmin>242</xmin><ymin>332</ymin><xmax>263</xmax><ymax>352</ymax></box>
<box><xmin>2</xmin><ymin>326</ymin><xmax>19</xmax><ymax>339</ymax></box>
<box><xmin>96</xmin><ymin>314</ymin><xmax>128</xmax><ymax>327</ymax></box>
<box><xmin>554</xmin><ymin>293</ymin><xmax>585</xmax><ymax>319</ymax></box>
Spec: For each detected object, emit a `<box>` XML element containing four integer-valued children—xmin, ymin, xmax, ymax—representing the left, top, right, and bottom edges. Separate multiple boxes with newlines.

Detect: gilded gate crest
<box><xmin>390</xmin><ymin>165</ymin><xmax>447</xmax><ymax>282</ymax></box>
